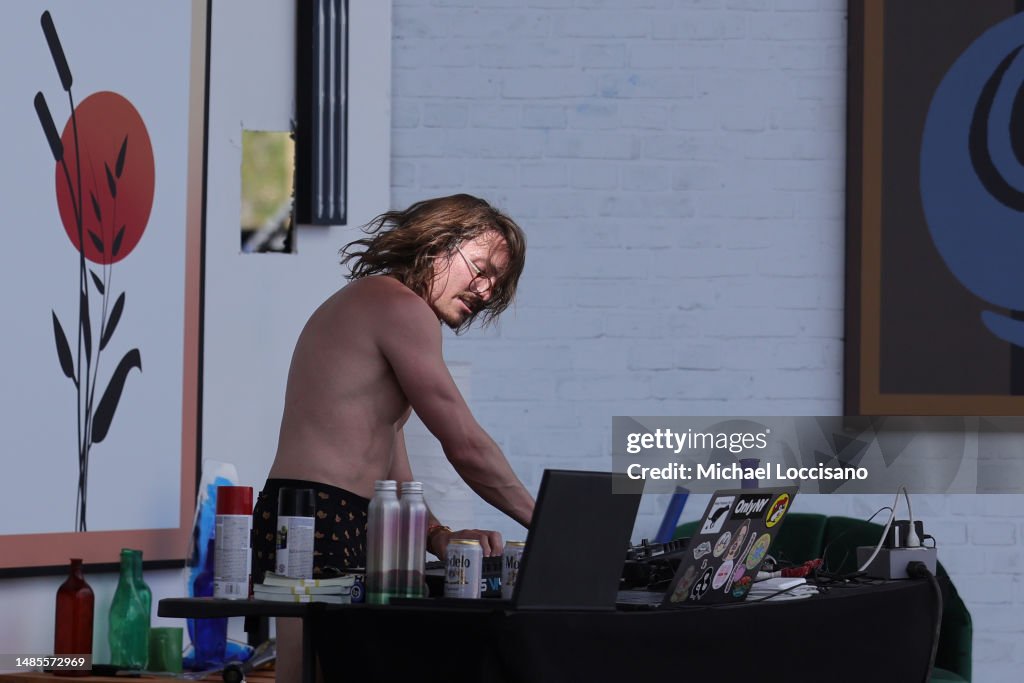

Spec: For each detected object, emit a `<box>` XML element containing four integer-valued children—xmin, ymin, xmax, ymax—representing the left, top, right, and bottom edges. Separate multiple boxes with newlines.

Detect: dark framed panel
<box><xmin>845</xmin><ymin>0</ymin><xmax>1024</xmax><ymax>415</ymax></box>
<box><xmin>295</xmin><ymin>0</ymin><xmax>348</xmax><ymax>226</ymax></box>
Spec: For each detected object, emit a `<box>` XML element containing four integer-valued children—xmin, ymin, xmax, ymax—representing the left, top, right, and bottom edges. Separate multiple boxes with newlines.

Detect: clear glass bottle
<box><xmin>398</xmin><ymin>482</ymin><xmax>428</xmax><ymax>598</ymax></box>
<box><xmin>108</xmin><ymin>548</ymin><xmax>149</xmax><ymax>669</ymax></box>
<box><xmin>54</xmin><ymin>558</ymin><xmax>93</xmax><ymax>678</ymax></box>
<box><xmin>365</xmin><ymin>480</ymin><xmax>401</xmax><ymax>604</ymax></box>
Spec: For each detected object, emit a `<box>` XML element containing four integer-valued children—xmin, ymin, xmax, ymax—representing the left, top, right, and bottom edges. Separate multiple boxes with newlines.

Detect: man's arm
<box><xmin>378</xmin><ymin>293</ymin><xmax>534</xmax><ymax>529</ymax></box>
<box><xmin>387</xmin><ymin>425</ymin><xmax>504</xmax><ymax>557</ymax></box>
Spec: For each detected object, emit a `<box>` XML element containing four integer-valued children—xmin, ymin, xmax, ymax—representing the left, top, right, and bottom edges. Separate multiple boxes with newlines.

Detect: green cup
<box><xmin>147</xmin><ymin>626</ymin><xmax>183</xmax><ymax>673</ymax></box>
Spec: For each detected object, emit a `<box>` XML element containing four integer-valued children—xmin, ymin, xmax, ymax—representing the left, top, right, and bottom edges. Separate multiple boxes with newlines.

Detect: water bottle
<box><xmin>398</xmin><ymin>481</ymin><xmax>428</xmax><ymax>598</ymax></box>
<box><xmin>366</xmin><ymin>480</ymin><xmax>400</xmax><ymax>604</ymax></box>
<box><xmin>191</xmin><ymin>539</ymin><xmax>226</xmax><ymax>667</ymax></box>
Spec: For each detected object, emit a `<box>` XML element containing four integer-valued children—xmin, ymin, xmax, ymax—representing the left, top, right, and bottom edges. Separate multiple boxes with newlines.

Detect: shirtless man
<box><xmin>251</xmin><ymin>194</ymin><xmax>535</xmax><ymax>682</ymax></box>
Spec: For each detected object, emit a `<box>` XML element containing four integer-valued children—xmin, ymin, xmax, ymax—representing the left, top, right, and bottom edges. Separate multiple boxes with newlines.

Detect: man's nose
<box><xmin>474</xmin><ymin>281</ymin><xmax>493</xmax><ymax>301</ymax></box>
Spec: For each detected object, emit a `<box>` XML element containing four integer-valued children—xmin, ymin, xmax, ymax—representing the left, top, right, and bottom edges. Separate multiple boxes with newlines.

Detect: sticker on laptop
<box><xmin>712</xmin><ymin>560</ymin><xmax>734</xmax><ymax>590</ymax></box>
<box><xmin>723</xmin><ymin>519</ymin><xmax>751</xmax><ymax>561</ymax></box>
<box><xmin>724</xmin><ymin>560</ymin><xmax>747</xmax><ymax>594</ymax></box>
<box><xmin>737</xmin><ymin>533</ymin><xmax>758</xmax><ymax>571</ymax></box>
<box><xmin>765</xmin><ymin>493</ymin><xmax>792</xmax><ymax>528</ymax></box>
<box><xmin>693</xmin><ymin>540</ymin><xmax>713</xmax><ymax>560</ymax></box>
<box><xmin>669</xmin><ymin>565</ymin><xmax>699</xmax><ymax>603</ymax></box>
<box><xmin>700</xmin><ymin>496</ymin><xmax>735</xmax><ymax>535</ymax></box>
<box><xmin>689</xmin><ymin>566</ymin><xmax>715</xmax><ymax>601</ymax></box>
<box><xmin>731</xmin><ymin>575</ymin><xmax>752</xmax><ymax>598</ymax></box>
<box><xmin>745</xmin><ymin>533</ymin><xmax>772</xmax><ymax>570</ymax></box>
<box><xmin>712</xmin><ymin>531</ymin><xmax>732</xmax><ymax>558</ymax></box>
<box><xmin>731</xmin><ymin>493</ymin><xmax>773</xmax><ymax>520</ymax></box>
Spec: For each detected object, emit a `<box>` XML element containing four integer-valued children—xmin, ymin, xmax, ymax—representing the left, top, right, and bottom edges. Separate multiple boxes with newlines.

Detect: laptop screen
<box><xmin>513</xmin><ymin>470</ymin><xmax>642</xmax><ymax>610</ymax></box>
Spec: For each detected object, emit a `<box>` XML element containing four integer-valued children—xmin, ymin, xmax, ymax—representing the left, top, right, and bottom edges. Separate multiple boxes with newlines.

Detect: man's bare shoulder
<box><xmin>336</xmin><ymin>276</ymin><xmax>438</xmax><ymax>328</ymax></box>
<box><xmin>340</xmin><ymin>275</ymin><xmax>423</xmax><ymax>307</ymax></box>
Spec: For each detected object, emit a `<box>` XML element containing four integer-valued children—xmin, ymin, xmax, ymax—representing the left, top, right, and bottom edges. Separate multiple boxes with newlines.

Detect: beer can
<box><xmin>500</xmin><ymin>541</ymin><xmax>526</xmax><ymax>600</ymax></box>
<box><xmin>445</xmin><ymin>539</ymin><xmax>483</xmax><ymax>598</ymax></box>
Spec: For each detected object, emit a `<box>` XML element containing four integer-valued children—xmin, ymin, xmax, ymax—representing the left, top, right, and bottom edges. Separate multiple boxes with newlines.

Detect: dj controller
<box><xmin>425</xmin><ymin>537</ymin><xmax>692</xmax><ymax>596</ymax></box>
<box><xmin>621</xmin><ymin>537</ymin><xmax>690</xmax><ymax>589</ymax></box>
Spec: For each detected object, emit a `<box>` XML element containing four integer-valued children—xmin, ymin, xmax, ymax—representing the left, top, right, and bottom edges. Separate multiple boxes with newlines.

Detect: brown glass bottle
<box><xmin>54</xmin><ymin>558</ymin><xmax>93</xmax><ymax>677</ymax></box>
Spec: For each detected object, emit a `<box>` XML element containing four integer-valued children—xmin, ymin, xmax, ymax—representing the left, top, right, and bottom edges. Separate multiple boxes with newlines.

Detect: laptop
<box><xmin>396</xmin><ymin>469</ymin><xmax>641</xmax><ymax>610</ymax></box>
<box><xmin>617</xmin><ymin>486</ymin><xmax>798</xmax><ymax>609</ymax></box>
<box><xmin>512</xmin><ymin>469</ymin><xmax>641</xmax><ymax>610</ymax></box>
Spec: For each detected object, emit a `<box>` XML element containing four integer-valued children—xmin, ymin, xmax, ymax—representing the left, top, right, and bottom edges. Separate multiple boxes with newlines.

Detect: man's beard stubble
<box><xmin>440</xmin><ymin>292</ymin><xmax>483</xmax><ymax>330</ymax></box>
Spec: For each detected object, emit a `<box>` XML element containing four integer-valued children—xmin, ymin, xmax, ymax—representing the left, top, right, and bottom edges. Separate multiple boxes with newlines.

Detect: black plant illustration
<box><xmin>34</xmin><ymin>10</ymin><xmax>143</xmax><ymax>532</ymax></box>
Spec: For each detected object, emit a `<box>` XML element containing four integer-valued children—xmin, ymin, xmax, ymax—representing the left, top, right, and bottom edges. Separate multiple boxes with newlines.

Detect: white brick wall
<box><xmin>390</xmin><ymin>1</ymin><xmax>1023</xmax><ymax>679</ymax></box>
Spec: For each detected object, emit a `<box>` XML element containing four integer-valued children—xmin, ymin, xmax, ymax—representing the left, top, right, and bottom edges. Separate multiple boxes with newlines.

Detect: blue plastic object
<box><xmin>654</xmin><ymin>487</ymin><xmax>689</xmax><ymax>543</ymax></box>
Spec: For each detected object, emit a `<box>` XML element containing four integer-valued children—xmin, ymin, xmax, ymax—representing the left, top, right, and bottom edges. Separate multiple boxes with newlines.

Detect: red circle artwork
<box><xmin>55</xmin><ymin>90</ymin><xmax>154</xmax><ymax>264</ymax></box>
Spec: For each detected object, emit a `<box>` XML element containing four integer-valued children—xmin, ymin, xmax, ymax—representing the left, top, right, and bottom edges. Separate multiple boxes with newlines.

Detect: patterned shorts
<box><xmin>251</xmin><ymin>478</ymin><xmax>370</xmax><ymax>581</ymax></box>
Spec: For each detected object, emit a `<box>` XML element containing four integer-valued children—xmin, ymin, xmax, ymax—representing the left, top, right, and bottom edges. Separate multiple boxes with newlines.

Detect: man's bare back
<box><xmin>269</xmin><ymin>276</ymin><xmax>420</xmax><ymax>499</ymax></box>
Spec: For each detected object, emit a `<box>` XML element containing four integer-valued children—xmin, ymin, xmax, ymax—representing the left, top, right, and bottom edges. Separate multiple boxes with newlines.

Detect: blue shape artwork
<box><xmin>920</xmin><ymin>13</ymin><xmax>1024</xmax><ymax>347</ymax></box>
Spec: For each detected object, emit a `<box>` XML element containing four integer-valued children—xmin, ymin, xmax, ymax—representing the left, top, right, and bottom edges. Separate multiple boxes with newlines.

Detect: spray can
<box><xmin>213</xmin><ymin>486</ymin><xmax>252</xmax><ymax>599</ymax></box>
<box><xmin>276</xmin><ymin>488</ymin><xmax>316</xmax><ymax>579</ymax></box>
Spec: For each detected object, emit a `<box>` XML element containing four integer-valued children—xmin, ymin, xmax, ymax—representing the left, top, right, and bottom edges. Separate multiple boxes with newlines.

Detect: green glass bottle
<box><xmin>108</xmin><ymin>549</ymin><xmax>149</xmax><ymax>669</ymax></box>
<box><xmin>129</xmin><ymin>550</ymin><xmax>152</xmax><ymax>624</ymax></box>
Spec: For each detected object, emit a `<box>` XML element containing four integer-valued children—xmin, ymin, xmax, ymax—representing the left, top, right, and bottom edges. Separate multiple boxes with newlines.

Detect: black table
<box><xmin>160</xmin><ymin>579</ymin><xmax>937</xmax><ymax>683</ymax></box>
<box><xmin>158</xmin><ymin>598</ymin><xmax>325</xmax><ymax>683</ymax></box>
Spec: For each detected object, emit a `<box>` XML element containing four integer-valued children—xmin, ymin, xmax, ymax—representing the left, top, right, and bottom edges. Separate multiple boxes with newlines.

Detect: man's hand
<box><xmin>433</xmin><ymin>528</ymin><xmax>504</xmax><ymax>559</ymax></box>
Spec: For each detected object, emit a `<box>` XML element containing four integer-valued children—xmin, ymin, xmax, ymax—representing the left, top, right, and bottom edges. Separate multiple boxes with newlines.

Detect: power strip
<box><xmin>856</xmin><ymin>546</ymin><xmax>937</xmax><ymax>579</ymax></box>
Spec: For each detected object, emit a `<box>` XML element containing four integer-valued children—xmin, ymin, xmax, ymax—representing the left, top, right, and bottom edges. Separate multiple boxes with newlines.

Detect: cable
<box><xmin>816</xmin><ymin>506</ymin><xmax>891</xmax><ymax>580</ymax></box>
<box><xmin>745</xmin><ymin>581</ymin><xmax>818</xmax><ymax>602</ymax></box>
<box><xmin>857</xmin><ymin>488</ymin><xmax>908</xmax><ymax>574</ymax></box>
<box><xmin>907</xmin><ymin>561</ymin><xmax>943</xmax><ymax>683</ymax></box>
<box><xmin>756</xmin><ymin>558</ymin><xmax>823</xmax><ymax>581</ymax></box>
<box><xmin>903</xmin><ymin>487</ymin><xmax>921</xmax><ymax>548</ymax></box>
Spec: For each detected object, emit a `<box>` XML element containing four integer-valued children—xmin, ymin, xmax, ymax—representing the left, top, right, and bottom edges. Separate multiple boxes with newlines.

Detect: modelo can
<box><xmin>445</xmin><ymin>539</ymin><xmax>482</xmax><ymax>598</ymax></box>
<box><xmin>500</xmin><ymin>540</ymin><xmax>526</xmax><ymax>600</ymax></box>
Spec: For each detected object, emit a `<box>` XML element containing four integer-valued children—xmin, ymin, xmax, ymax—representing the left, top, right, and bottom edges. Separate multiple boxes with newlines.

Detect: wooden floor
<box><xmin>240</xmin><ymin>667</ymin><xmax>275</xmax><ymax>682</ymax></box>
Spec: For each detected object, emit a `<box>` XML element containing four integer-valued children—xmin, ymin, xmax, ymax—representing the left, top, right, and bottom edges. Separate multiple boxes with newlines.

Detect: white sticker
<box><xmin>690</xmin><ymin>566</ymin><xmax>715</xmax><ymax>601</ymax></box>
<box><xmin>713</xmin><ymin>531</ymin><xmax>732</xmax><ymax>558</ymax></box>
<box><xmin>700</xmin><ymin>496</ymin><xmax>735</xmax><ymax>535</ymax></box>
<box><xmin>713</xmin><ymin>560</ymin><xmax>734</xmax><ymax>590</ymax></box>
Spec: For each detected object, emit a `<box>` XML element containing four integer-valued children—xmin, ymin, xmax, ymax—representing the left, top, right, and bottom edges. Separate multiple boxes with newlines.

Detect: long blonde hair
<box><xmin>341</xmin><ymin>194</ymin><xmax>526</xmax><ymax>332</ymax></box>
